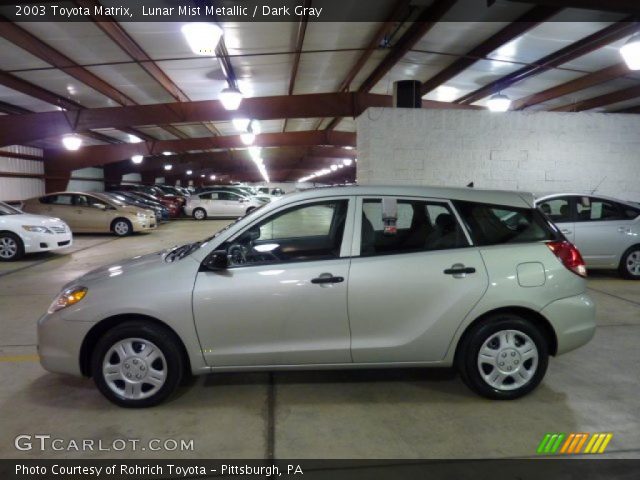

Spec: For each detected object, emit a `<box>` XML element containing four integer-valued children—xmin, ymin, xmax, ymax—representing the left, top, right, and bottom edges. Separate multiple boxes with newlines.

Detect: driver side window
<box><xmin>221</xmin><ymin>200</ymin><xmax>349</xmax><ymax>267</ymax></box>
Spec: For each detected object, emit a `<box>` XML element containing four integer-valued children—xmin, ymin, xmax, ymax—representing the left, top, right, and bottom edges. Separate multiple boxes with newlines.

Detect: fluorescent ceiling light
<box><xmin>330</xmin><ymin>165</ymin><xmax>338</xmax><ymax>171</ymax></box>
<box><xmin>621</xmin><ymin>33</ymin><xmax>640</xmax><ymax>70</ymax></box>
<box><xmin>131</xmin><ymin>155</ymin><xmax>143</xmax><ymax>164</ymax></box>
<box><xmin>232</xmin><ymin>118</ymin><xmax>250</xmax><ymax>131</ymax></box>
<box><xmin>487</xmin><ymin>93</ymin><xmax>511</xmax><ymax>112</ymax></box>
<box><xmin>162</xmin><ymin>151</ymin><xmax>173</xmax><ymax>156</ymax></box>
<box><xmin>435</xmin><ymin>85</ymin><xmax>459</xmax><ymax>102</ymax></box>
<box><xmin>200</xmin><ymin>174</ymin><xmax>205</xmax><ymax>178</ymax></box>
<box><xmin>128</xmin><ymin>134</ymin><xmax>142</xmax><ymax>143</ymax></box>
<box><xmin>343</xmin><ymin>158</ymin><xmax>353</xmax><ymax>166</ymax></box>
<box><xmin>61</xmin><ymin>134</ymin><xmax>82</xmax><ymax>151</ymax></box>
<box><xmin>210</xmin><ymin>175</ymin><xmax>216</xmax><ymax>180</ymax></box>
<box><xmin>164</xmin><ymin>164</ymin><xmax>172</xmax><ymax>171</ymax></box>
<box><xmin>186</xmin><ymin>170</ymin><xmax>193</xmax><ymax>175</ymax></box>
<box><xmin>240</xmin><ymin>131</ymin><xmax>255</xmax><ymax>146</ymax></box>
<box><xmin>181</xmin><ymin>23</ymin><xmax>223</xmax><ymax>56</ymax></box>
<box><xmin>220</xmin><ymin>87</ymin><xmax>243</xmax><ymax>111</ymax></box>
<box><xmin>250</xmin><ymin>119</ymin><xmax>261</xmax><ymax>135</ymax></box>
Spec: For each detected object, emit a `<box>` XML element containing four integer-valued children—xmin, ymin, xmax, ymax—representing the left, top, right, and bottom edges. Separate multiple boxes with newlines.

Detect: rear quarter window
<box><xmin>454</xmin><ymin>201</ymin><xmax>559</xmax><ymax>246</ymax></box>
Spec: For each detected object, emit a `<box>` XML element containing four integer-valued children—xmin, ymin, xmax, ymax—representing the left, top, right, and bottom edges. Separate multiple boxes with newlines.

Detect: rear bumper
<box><xmin>542</xmin><ymin>293</ymin><xmax>596</xmax><ymax>355</ymax></box>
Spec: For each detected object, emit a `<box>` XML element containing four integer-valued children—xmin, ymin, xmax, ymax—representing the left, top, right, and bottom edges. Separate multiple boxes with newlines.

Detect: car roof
<box><xmin>535</xmin><ymin>192</ymin><xmax>639</xmax><ymax>208</ymax></box>
<box><xmin>198</xmin><ymin>189</ymin><xmax>248</xmax><ymax>196</ymax></box>
<box><xmin>280</xmin><ymin>185</ymin><xmax>535</xmax><ymax>208</ymax></box>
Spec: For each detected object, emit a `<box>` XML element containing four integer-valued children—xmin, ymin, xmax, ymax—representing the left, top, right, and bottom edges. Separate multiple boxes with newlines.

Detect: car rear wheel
<box><xmin>91</xmin><ymin>321</ymin><xmax>184</xmax><ymax>408</ymax></box>
<box><xmin>0</xmin><ymin>232</ymin><xmax>24</xmax><ymax>261</ymax></box>
<box><xmin>193</xmin><ymin>208</ymin><xmax>207</xmax><ymax>221</ymax></box>
<box><xmin>111</xmin><ymin>218</ymin><xmax>132</xmax><ymax>236</ymax></box>
<box><xmin>457</xmin><ymin>314</ymin><xmax>548</xmax><ymax>400</ymax></box>
<box><xmin>619</xmin><ymin>245</ymin><xmax>640</xmax><ymax>280</ymax></box>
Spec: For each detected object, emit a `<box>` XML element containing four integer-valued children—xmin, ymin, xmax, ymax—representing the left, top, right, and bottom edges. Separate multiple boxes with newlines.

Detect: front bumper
<box><xmin>132</xmin><ymin>217</ymin><xmax>157</xmax><ymax>232</ymax></box>
<box><xmin>37</xmin><ymin>312</ymin><xmax>94</xmax><ymax>377</ymax></box>
<box><xmin>542</xmin><ymin>293</ymin><xmax>596</xmax><ymax>355</ymax></box>
<box><xmin>21</xmin><ymin>231</ymin><xmax>73</xmax><ymax>254</ymax></box>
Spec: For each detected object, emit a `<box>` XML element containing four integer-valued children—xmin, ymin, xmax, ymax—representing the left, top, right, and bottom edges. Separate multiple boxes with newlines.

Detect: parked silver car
<box><xmin>38</xmin><ymin>186</ymin><xmax>595</xmax><ymax>407</ymax></box>
<box><xmin>184</xmin><ymin>190</ymin><xmax>263</xmax><ymax>220</ymax></box>
<box><xmin>536</xmin><ymin>194</ymin><xmax>640</xmax><ymax>279</ymax></box>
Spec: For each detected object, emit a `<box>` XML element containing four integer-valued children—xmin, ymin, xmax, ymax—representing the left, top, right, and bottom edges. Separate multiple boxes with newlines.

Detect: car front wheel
<box><xmin>619</xmin><ymin>245</ymin><xmax>640</xmax><ymax>280</ymax></box>
<box><xmin>457</xmin><ymin>314</ymin><xmax>548</xmax><ymax>400</ymax></box>
<box><xmin>192</xmin><ymin>208</ymin><xmax>207</xmax><ymax>220</ymax></box>
<box><xmin>111</xmin><ymin>218</ymin><xmax>132</xmax><ymax>236</ymax></box>
<box><xmin>91</xmin><ymin>321</ymin><xmax>184</xmax><ymax>407</ymax></box>
<box><xmin>0</xmin><ymin>232</ymin><xmax>24</xmax><ymax>261</ymax></box>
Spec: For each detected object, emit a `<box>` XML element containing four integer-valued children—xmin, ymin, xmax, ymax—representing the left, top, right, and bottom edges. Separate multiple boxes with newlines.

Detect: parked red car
<box><xmin>106</xmin><ymin>185</ymin><xmax>182</xmax><ymax>217</ymax></box>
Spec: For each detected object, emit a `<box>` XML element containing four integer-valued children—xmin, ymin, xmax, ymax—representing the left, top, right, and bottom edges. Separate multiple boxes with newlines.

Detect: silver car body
<box><xmin>535</xmin><ymin>193</ymin><xmax>640</xmax><ymax>269</ymax></box>
<box><xmin>38</xmin><ymin>186</ymin><xmax>595</xmax><ymax>379</ymax></box>
<box><xmin>184</xmin><ymin>190</ymin><xmax>263</xmax><ymax>218</ymax></box>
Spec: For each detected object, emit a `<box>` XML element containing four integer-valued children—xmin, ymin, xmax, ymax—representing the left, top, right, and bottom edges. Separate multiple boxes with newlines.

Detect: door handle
<box><xmin>560</xmin><ymin>228</ymin><xmax>572</xmax><ymax>235</ymax></box>
<box><xmin>618</xmin><ymin>226</ymin><xmax>630</xmax><ymax>233</ymax></box>
<box><xmin>311</xmin><ymin>274</ymin><xmax>344</xmax><ymax>284</ymax></box>
<box><xmin>443</xmin><ymin>264</ymin><xmax>476</xmax><ymax>276</ymax></box>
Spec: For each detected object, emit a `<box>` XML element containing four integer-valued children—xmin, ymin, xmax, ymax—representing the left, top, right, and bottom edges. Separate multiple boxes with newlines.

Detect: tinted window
<box><xmin>537</xmin><ymin>197</ymin><xmax>572</xmax><ymax>222</ymax></box>
<box><xmin>622</xmin><ymin>205</ymin><xmax>640</xmax><ymax>220</ymax></box>
<box><xmin>221</xmin><ymin>200</ymin><xmax>348</xmax><ymax>266</ymax></box>
<box><xmin>360</xmin><ymin>199</ymin><xmax>468</xmax><ymax>256</ymax></box>
<box><xmin>41</xmin><ymin>195</ymin><xmax>73</xmax><ymax>205</ymax></box>
<box><xmin>454</xmin><ymin>201</ymin><xmax>557</xmax><ymax>246</ymax></box>
<box><xmin>576</xmin><ymin>197</ymin><xmax>622</xmax><ymax>221</ymax></box>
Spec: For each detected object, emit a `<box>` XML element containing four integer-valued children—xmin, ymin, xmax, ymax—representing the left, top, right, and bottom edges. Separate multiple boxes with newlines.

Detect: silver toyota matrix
<box><xmin>38</xmin><ymin>186</ymin><xmax>596</xmax><ymax>407</ymax></box>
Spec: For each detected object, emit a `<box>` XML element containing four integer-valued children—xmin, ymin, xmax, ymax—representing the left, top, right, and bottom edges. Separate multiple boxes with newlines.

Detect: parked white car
<box><xmin>535</xmin><ymin>194</ymin><xmax>640</xmax><ymax>279</ymax></box>
<box><xmin>0</xmin><ymin>201</ymin><xmax>72</xmax><ymax>261</ymax></box>
<box><xmin>185</xmin><ymin>190</ymin><xmax>263</xmax><ymax>220</ymax></box>
<box><xmin>38</xmin><ymin>186</ymin><xmax>595</xmax><ymax>407</ymax></box>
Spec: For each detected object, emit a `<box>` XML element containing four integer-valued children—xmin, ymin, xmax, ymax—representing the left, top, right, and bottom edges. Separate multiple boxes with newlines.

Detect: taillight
<box><xmin>546</xmin><ymin>241</ymin><xmax>587</xmax><ymax>277</ymax></box>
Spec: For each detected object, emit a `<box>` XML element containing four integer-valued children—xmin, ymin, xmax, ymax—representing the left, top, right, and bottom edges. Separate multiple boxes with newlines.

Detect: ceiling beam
<box><xmin>283</xmin><ymin>0</ymin><xmax>311</xmax><ymax>132</ymax></box>
<box><xmin>357</xmin><ymin>0</ymin><xmax>458</xmax><ymax>94</ymax></box>
<box><xmin>0</xmin><ymin>100</ymin><xmax>30</xmax><ymax>115</ymax></box>
<box><xmin>45</xmin><ymin>130</ymin><xmax>356</xmax><ymax>171</ymax></box>
<box><xmin>0</xmin><ymin>17</ymin><xmax>186</xmax><ymax>140</ymax></box>
<box><xmin>612</xmin><ymin>105</ymin><xmax>640</xmax><ymax>113</ymax></box>
<box><xmin>0</xmin><ymin>93</ymin><xmax>390</xmax><ymax>146</ymax></box>
<box><xmin>550</xmin><ymin>84</ymin><xmax>640</xmax><ymax>111</ymax></box>
<box><xmin>455</xmin><ymin>19</ymin><xmax>638</xmax><ymax>105</ymax></box>
<box><xmin>419</xmin><ymin>5</ymin><xmax>562</xmax><ymax>96</ymax></box>
<box><xmin>505</xmin><ymin>0</ymin><xmax>640</xmax><ymax>15</ymax></box>
<box><xmin>512</xmin><ymin>63</ymin><xmax>632</xmax><ymax>109</ymax></box>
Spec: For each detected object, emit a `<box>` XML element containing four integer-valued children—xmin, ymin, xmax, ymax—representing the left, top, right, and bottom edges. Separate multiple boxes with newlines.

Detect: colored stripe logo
<box><xmin>537</xmin><ymin>433</ymin><xmax>613</xmax><ymax>454</ymax></box>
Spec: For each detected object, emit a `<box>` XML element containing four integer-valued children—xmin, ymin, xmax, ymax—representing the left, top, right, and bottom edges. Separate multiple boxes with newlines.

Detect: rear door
<box><xmin>536</xmin><ymin>196</ymin><xmax>575</xmax><ymax>243</ymax></box>
<box><xmin>347</xmin><ymin>196</ymin><xmax>489</xmax><ymax>363</ymax></box>
<box><xmin>218</xmin><ymin>191</ymin><xmax>247</xmax><ymax>216</ymax></box>
<box><xmin>572</xmin><ymin>196</ymin><xmax>633</xmax><ymax>267</ymax></box>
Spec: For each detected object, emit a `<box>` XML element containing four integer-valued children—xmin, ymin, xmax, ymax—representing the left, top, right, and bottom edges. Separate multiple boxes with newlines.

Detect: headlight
<box><xmin>136</xmin><ymin>212</ymin><xmax>145</xmax><ymax>217</ymax></box>
<box><xmin>48</xmin><ymin>286</ymin><xmax>88</xmax><ymax>314</ymax></box>
<box><xmin>23</xmin><ymin>225</ymin><xmax>52</xmax><ymax>234</ymax></box>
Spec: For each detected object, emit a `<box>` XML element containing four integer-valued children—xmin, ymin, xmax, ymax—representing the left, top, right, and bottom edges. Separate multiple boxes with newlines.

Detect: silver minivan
<box><xmin>38</xmin><ymin>186</ymin><xmax>595</xmax><ymax>407</ymax></box>
<box><xmin>536</xmin><ymin>194</ymin><xmax>640</xmax><ymax>279</ymax></box>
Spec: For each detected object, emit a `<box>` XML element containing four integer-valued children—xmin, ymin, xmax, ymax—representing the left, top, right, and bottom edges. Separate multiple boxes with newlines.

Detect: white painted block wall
<box><xmin>357</xmin><ymin>108</ymin><xmax>640</xmax><ymax>202</ymax></box>
<box><xmin>0</xmin><ymin>146</ymin><xmax>44</xmax><ymax>201</ymax></box>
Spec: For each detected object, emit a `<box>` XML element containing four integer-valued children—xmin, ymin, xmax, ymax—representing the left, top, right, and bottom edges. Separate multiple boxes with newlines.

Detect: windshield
<box><xmin>0</xmin><ymin>202</ymin><xmax>20</xmax><ymax>215</ymax></box>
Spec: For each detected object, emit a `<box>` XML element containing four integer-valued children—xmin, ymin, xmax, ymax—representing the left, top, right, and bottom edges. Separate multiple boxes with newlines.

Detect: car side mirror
<box><xmin>203</xmin><ymin>250</ymin><xmax>229</xmax><ymax>271</ymax></box>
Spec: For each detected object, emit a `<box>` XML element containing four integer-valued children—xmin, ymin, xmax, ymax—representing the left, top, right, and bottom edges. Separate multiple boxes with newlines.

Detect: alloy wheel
<box><xmin>102</xmin><ymin>338</ymin><xmax>167</xmax><ymax>400</ymax></box>
<box><xmin>0</xmin><ymin>236</ymin><xmax>18</xmax><ymax>259</ymax></box>
<box><xmin>114</xmin><ymin>221</ymin><xmax>130</xmax><ymax>235</ymax></box>
<box><xmin>477</xmin><ymin>329</ymin><xmax>539</xmax><ymax>391</ymax></box>
<box><xmin>626</xmin><ymin>250</ymin><xmax>640</xmax><ymax>277</ymax></box>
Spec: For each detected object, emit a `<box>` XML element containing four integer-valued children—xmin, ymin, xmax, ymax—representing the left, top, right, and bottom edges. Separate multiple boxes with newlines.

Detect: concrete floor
<box><xmin>0</xmin><ymin>220</ymin><xmax>638</xmax><ymax>459</ymax></box>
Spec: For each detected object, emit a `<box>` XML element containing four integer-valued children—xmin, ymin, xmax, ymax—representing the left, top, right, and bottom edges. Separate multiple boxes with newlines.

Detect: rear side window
<box><xmin>454</xmin><ymin>201</ymin><xmax>558</xmax><ymax>246</ymax></box>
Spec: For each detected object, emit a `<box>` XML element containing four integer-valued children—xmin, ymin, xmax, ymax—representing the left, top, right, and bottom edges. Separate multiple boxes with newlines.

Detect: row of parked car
<box><xmin>0</xmin><ymin>183</ymin><xmax>284</xmax><ymax>261</ymax></box>
<box><xmin>1</xmin><ymin>188</ymin><xmax>638</xmax><ymax>281</ymax></box>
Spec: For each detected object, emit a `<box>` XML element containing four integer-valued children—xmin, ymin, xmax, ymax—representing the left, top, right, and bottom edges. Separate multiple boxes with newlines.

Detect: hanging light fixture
<box><xmin>210</xmin><ymin>174</ymin><xmax>216</xmax><ymax>180</ymax></box>
<box><xmin>131</xmin><ymin>155</ymin><xmax>143</xmax><ymax>164</ymax></box>
<box><xmin>232</xmin><ymin>118</ymin><xmax>250</xmax><ymax>131</ymax></box>
<box><xmin>343</xmin><ymin>158</ymin><xmax>353</xmax><ymax>166</ymax></box>
<box><xmin>219</xmin><ymin>86</ymin><xmax>244</xmax><ymax>111</ymax></box>
<box><xmin>181</xmin><ymin>23</ymin><xmax>224</xmax><ymax>56</ymax></box>
<box><xmin>620</xmin><ymin>33</ymin><xmax>640</xmax><ymax>70</ymax></box>
<box><xmin>61</xmin><ymin>134</ymin><xmax>82</xmax><ymax>151</ymax></box>
<box><xmin>186</xmin><ymin>170</ymin><xmax>193</xmax><ymax>175</ymax></box>
<box><xmin>164</xmin><ymin>164</ymin><xmax>172</xmax><ymax>171</ymax></box>
<box><xmin>487</xmin><ymin>93</ymin><xmax>511</xmax><ymax>112</ymax></box>
<box><xmin>240</xmin><ymin>131</ymin><xmax>255</xmax><ymax>145</ymax></box>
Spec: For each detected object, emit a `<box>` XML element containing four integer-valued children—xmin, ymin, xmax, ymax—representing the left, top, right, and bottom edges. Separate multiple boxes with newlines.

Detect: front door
<box><xmin>348</xmin><ymin>196</ymin><xmax>489</xmax><ymax>363</ymax></box>
<box><xmin>193</xmin><ymin>197</ymin><xmax>355</xmax><ymax>367</ymax></box>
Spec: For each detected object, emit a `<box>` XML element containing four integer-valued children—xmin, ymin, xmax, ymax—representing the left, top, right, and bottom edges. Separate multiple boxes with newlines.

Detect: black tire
<box><xmin>457</xmin><ymin>314</ymin><xmax>548</xmax><ymax>400</ymax></box>
<box><xmin>192</xmin><ymin>208</ymin><xmax>207</xmax><ymax>221</ymax></box>
<box><xmin>91</xmin><ymin>321</ymin><xmax>185</xmax><ymax>408</ymax></box>
<box><xmin>111</xmin><ymin>218</ymin><xmax>132</xmax><ymax>236</ymax></box>
<box><xmin>618</xmin><ymin>245</ymin><xmax>640</xmax><ymax>280</ymax></box>
<box><xmin>0</xmin><ymin>232</ymin><xmax>24</xmax><ymax>261</ymax></box>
